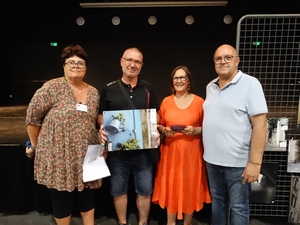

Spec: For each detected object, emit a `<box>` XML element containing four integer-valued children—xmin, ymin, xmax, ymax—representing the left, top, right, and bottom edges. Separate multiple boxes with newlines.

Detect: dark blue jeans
<box><xmin>206</xmin><ymin>162</ymin><xmax>251</xmax><ymax>225</ymax></box>
<box><xmin>107</xmin><ymin>152</ymin><xmax>153</xmax><ymax>196</ymax></box>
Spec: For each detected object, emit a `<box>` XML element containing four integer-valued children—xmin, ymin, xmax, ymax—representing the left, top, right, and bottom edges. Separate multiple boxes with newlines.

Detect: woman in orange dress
<box><xmin>152</xmin><ymin>65</ymin><xmax>211</xmax><ymax>225</ymax></box>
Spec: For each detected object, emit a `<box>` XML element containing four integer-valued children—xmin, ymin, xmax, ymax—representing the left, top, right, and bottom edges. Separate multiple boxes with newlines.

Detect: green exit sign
<box><xmin>252</xmin><ymin>41</ymin><xmax>261</xmax><ymax>46</ymax></box>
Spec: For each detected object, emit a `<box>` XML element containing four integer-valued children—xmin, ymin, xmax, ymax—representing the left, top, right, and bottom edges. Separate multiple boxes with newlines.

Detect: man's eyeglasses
<box><xmin>173</xmin><ymin>75</ymin><xmax>188</xmax><ymax>82</ymax></box>
<box><xmin>122</xmin><ymin>57</ymin><xmax>143</xmax><ymax>66</ymax></box>
<box><xmin>65</xmin><ymin>60</ymin><xmax>86</xmax><ymax>68</ymax></box>
<box><xmin>213</xmin><ymin>55</ymin><xmax>237</xmax><ymax>64</ymax></box>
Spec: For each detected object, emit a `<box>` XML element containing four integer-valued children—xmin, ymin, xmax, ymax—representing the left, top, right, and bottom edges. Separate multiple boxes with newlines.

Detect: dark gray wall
<box><xmin>3</xmin><ymin>0</ymin><xmax>300</xmax><ymax>105</ymax></box>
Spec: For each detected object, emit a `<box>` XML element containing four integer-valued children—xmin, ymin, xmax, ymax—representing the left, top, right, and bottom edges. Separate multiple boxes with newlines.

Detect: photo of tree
<box><xmin>287</xmin><ymin>139</ymin><xmax>300</xmax><ymax>173</ymax></box>
<box><xmin>288</xmin><ymin>176</ymin><xmax>300</xmax><ymax>223</ymax></box>
<box><xmin>265</xmin><ymin>117</ymin><xmax>288</xmax><ymax>151</ymax></box>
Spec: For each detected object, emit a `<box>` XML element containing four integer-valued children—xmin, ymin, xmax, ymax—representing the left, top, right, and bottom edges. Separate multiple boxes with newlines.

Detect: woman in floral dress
<box><xmin>25</xmin><ymin>44</ymin><xmax>103</xmax><ymax>225</ymax></box>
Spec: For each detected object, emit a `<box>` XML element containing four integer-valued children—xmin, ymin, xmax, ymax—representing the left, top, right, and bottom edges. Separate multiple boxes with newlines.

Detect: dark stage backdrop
<box><xmin>4</xmin><ymin>0</ymin><xmax>300</xmax><ymax>105</ymax></box>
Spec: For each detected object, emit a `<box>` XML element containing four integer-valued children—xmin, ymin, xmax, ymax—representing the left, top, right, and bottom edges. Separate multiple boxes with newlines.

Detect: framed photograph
<box><xmin>288</xmin><ymin>176</ymin><xmax>300</xmax><ymax>223</ymax></box>
<box><xmin>249</xmin><ymin>162</ymin><xmax>279</xmax><ymax>203</ymax></box>
<box><xmin>265</xmin><ymin>117</ymin><xmax>288</xmax><ymax>151</ymax></box>
<box><xmin>287</xmin><ymin>139</ymin><xmax>300</xmax><ymax>173</ymax></box>
<box><xmin>103</xmin><ymin>109</ymin><xmax>158</xmax><ymax>151</ymax></box>
<box><xmin>297</xmin><ymin>95</ymin><xmax>300</xmax><ymax>130</ymax></box>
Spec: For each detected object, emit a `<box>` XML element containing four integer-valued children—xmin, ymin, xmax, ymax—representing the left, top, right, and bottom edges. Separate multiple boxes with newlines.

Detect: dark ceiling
<box><xmin>3</xmin><ymin>0</ymin><xmax>300</xmax><ymax>10</ymax></box>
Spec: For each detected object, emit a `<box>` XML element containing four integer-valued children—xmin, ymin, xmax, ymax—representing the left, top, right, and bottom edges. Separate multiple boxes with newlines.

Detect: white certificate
<box><xmin>83</xmin><ymin>144</ymin><xmax>111</xmax><ymax>182</ymax></box>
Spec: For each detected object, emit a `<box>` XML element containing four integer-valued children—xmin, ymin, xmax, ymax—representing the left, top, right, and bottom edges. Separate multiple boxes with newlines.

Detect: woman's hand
<box><xmin>164</xmin><ymin>127</ymin><xmax>176</xmax><ymax>137</ymax></box>
<box><xmin>181</xmin><ymin>126</ymin><xmax>201</xmax><ymax>136</ymax></box>
<box><xmin>99</xmin><ymin>144</ymin><xmax>108</xmax><ymax>159</ymax></box>
<box><xmin>157</xmin><ymin>130</ymin><xmax>161</xmax><ymax>145</ymax></box>
<box><xmin>181</xmin><ymin>125</ymin><xmax>193</xmax><ymax>136</ymax></box>
<box><xmin>25</xmin><ymin>147</ymin><xmax>35</xmax><ymax>158</ymax></box>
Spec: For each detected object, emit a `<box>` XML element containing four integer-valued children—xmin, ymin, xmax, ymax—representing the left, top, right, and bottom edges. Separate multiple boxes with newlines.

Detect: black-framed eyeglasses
<box><xmin>173</xmin><ymin>75</ymin><xmax>188</xmax><ymax>82</ymax></box>
<box><xmin>65</xmin><ymin>60</ymin><xmax>86</xmax><ymax>68</ymax></box>
<box><xmin>122</xmin><ymin>57</ymin><xmax>143</xmax><ymax>66</ymax></box>
<box><xmin>213</xmin><ymin>55</ymin><xmax>237</xmax><ymax>64</ymax></box>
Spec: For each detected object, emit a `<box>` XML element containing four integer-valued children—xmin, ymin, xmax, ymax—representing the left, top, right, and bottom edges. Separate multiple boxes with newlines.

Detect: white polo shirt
<box><xmin>203</xmin><ymin>70</ymin><xmax>268</xmax><ymax>167</ymax></box>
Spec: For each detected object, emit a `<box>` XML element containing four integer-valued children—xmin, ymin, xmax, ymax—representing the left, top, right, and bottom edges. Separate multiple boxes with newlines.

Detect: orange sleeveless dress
<box><xmin>152</xmin><ymin>94</ymin><xmax>211</xmax><ymax>219</ymax></box>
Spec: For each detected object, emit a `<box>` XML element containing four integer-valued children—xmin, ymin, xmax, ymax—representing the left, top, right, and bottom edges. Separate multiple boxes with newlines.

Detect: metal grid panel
<box><xmin>250</xmin><ymin>151</ymin><xmax>291</xmax><ymax>216</ymax></box>
<box><xmin>236</xmin><ymin>14</ymin><xmax>300</xmax><ymax>217</ymax></box>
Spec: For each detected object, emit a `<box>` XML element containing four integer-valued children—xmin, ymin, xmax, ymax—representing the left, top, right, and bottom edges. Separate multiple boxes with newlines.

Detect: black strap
<box><xmin>117</xmin><ymin>79</ymin><xmax>136</xmax><ymax>109</ymax></box>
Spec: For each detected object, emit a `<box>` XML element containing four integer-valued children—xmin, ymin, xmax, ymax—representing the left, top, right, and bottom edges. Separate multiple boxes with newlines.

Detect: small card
<box><xmin>76</xmin><ymin>103</ymin><xmax>88</xmax><ymax>112</ymax></box>
<box><xmin>171</xmin><ymin>125</ymin><xmax>186</xmax><ymax>132</ymax></box>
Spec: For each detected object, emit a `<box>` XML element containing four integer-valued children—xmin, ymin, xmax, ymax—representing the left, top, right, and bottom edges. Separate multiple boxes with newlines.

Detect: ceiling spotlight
<box><xmin>148</xmin><ymin>16</ymin><xmax>157</xmax><ymax>25</ymax></box>
<box><xmin>185</xmin><ymin>15</ymin><xmax>194</xmax><ymax>25</ymax></box>
<box><xmin>112</xmin><ymin>16</ymin><xmax>121</xmax><ymax>25</ymax></box>
<box><xmin>76</xmin><ymin>16</ymin><xmax>85</xmax><ymax>26</ymax></box>
<box><xmin>223</xmin><ymin>15</ymin><xmax>233</xmax><ymax>24</ymax></box>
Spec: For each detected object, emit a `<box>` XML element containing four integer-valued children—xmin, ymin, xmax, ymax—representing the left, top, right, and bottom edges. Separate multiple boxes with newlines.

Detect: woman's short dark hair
<box><xmin>170</xmin><ymin>65</ymin><xmax>194</xmax><ymax>94</ymax></box>
<box><xmin>61</xmin><ymin>44</ymin><xmax>88</xmax><ymax>66</ymax></box>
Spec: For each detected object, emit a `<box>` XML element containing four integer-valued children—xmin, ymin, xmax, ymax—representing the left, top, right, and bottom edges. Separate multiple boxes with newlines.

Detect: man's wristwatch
<box><xmin>30</xmin><ymin>146</ymin><xmax>36</xmax><ymax>151</ymax></box>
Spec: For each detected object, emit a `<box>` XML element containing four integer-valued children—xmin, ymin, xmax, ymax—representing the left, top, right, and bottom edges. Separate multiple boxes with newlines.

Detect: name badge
<box><xmin>76</xmin><ymin>103</ymin><xmax>88</xmax><ymax>112</ymax></box>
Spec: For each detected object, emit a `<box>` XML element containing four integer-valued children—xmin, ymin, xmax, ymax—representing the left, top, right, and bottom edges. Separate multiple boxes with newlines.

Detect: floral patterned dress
<box><xmin>26</xmin><ymin>77</ymin><xmax>101</xmax><ymax>191</ymax></box>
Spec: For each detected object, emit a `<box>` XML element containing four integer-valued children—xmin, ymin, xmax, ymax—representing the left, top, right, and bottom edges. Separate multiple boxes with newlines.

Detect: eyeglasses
<box><xmin>173</xmin><ymin>75</ymin><xmax>188</xmax><ymax>82</ymax></box>
<box><xmin>65</xmin><ymin>60</ymin><xmax>86</xmax><ymax>68</ymax></box>
<box><xmin>122</xmin><ymin>57</ymin><xmax>143</xmax><ymax>66</ymax></box>
<box><xmin>213</xmin><ymin>55</ymin><xmax>237</xmax><ymax>64</ymax></box>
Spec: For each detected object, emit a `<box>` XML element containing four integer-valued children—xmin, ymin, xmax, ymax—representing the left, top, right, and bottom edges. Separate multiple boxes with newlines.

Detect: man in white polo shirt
<box><xmin>203</xmin><ymin>44</ymin><xmax>268</xmax><ymax>225</ymax></box>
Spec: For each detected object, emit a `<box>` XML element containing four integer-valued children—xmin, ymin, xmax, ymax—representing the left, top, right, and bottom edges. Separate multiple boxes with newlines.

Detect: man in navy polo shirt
<box><xmin>98</xmin><ymin>47</ymin><xmax>159</xmax><ymax>225</ymax></box>
<box><xmin>203</xmin><ymin>44</ymin><xmax>268</xmax><ymax>225</ymax></box>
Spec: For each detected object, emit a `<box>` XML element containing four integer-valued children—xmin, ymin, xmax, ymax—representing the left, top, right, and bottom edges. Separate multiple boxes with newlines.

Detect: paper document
<box><xmin>83</xmin><ymin>144</ymin><xmax>111</xmax><ymax>182</ymax></box>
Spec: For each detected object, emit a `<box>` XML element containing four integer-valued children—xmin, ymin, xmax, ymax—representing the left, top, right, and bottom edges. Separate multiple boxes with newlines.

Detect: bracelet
<box><xmin>249</xmin><ymin>161</ymin><xmax>261</xmax><ymax>166</ymax></box>
<box><xmin>30</xmin><ymin>146</ymin><xmax>36</xmax><ymax>151</ymax></box>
